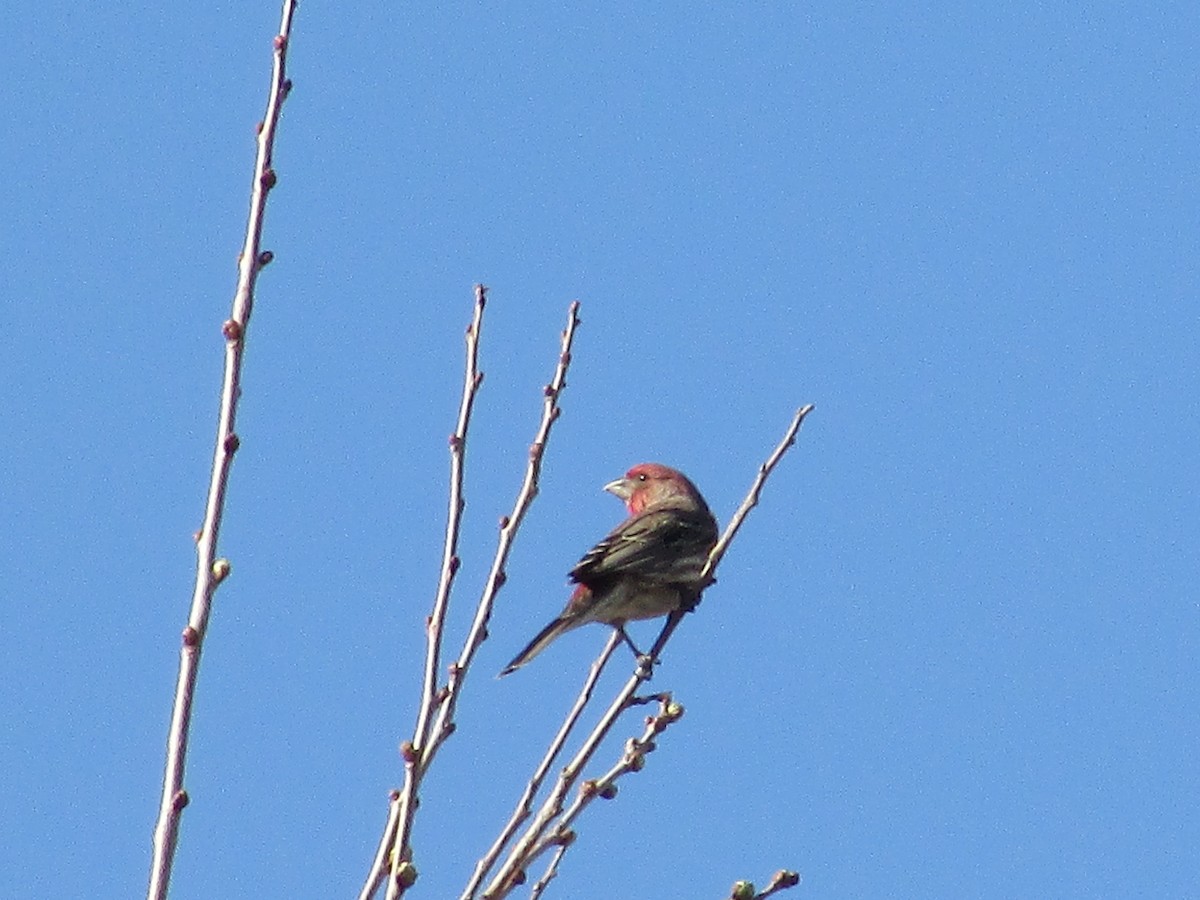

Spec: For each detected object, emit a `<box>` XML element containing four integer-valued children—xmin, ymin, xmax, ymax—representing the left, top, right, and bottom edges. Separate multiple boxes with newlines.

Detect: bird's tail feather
<box><xmin>499</xmin><ymin>615</ymin><xmax>578</xmax><ymax>676</ymax></box>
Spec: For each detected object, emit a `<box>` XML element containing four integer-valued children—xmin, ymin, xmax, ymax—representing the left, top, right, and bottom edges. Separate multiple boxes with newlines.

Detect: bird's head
<box><xmin>603</xmin><ymin>462</ymin><xmax>708</xmax><ymax>516</ymax></box>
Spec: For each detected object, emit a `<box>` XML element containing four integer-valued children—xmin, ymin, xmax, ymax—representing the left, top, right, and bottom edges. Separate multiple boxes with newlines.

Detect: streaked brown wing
<box><xmin>569</xmin><ymin>508</ymin><xmax>717</xmax><ymax>586</ymax></box>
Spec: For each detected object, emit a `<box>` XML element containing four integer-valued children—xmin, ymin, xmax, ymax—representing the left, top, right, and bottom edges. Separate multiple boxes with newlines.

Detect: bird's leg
<box><xmin>615</xmin><ymin>625</ymin><xmax>659</xmax><ymax>678</ymax></box>
<box><xmin>615</xmin><ymin>624</ymin><xmax>644</xmax><ymax>658</ymax></box>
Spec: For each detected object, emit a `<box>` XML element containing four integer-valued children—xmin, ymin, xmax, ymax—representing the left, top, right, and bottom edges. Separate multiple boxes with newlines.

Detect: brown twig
<box><xmin>146</xmin><ymin>5</ymin><xmax>297</xmax><ymax>899</ymax></box>
<box><xmin>423</xmin><ymin>302</ymin><xmax>582</xmax><ymax>767</ymax></box>
<box><xmin>461</xmin><ymin>631</ymin><xmax>622</xmax><ymax>899</ymax></box>
<box><xmin>362</xmin><ymin>301</ymin><xmax>583</xmax><ymax>900</ymax></box>
<box><xmin>528</xmin><ymin>693</ymin><xmax>685</xmax><ymax>897</ymax></box>
<box><xmin>375</xmin><ymin>285</ymin><xmax>488</xmax><ymax>898</ymax></box>
<box><xmin>481</xmin><ymin>404</ymin><xmax>815</xmax><ymax>897</ymax></box>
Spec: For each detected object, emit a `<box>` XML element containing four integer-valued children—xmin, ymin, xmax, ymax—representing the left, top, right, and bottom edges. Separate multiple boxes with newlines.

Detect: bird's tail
<box><xmin>499</xmin><ymin>615</ymin><xmax>579</xmax><ymax>676</ymax></box>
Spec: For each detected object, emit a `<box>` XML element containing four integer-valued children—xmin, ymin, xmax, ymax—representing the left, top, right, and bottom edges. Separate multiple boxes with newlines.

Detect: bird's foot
<box><xmin>635</xmin><ymin>652</ymin><xmax>658</xmax><ymax>680</ymax></box>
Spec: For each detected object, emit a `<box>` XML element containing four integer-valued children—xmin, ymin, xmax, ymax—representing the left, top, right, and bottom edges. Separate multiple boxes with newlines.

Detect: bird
<box><xmin>500</xmin><ymin>463</ymin><xmax>719</xmax><ymax>676</ymax></box>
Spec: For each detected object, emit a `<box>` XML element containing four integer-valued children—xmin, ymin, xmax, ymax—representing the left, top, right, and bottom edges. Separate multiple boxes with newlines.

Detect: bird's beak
<box><xmin>603</xmin><ymin>476</ymin><xmax>634</xmax><ymax>501</ymax></box>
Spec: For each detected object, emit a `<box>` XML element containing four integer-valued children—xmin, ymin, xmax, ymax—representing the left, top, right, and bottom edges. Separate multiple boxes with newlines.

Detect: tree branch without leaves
<box><xmin>357</xmin><ymin>300</ymin><xmax>583</xmax><ymax>900</ymax></box>
<box><xmin>147</xmin><ymin>4</ymin><xmax>297</xmax><ymax>898</ymax></box>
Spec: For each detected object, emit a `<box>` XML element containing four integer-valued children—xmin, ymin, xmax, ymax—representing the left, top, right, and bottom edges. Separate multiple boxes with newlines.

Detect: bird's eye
<box><xmin>636</xmin><ymin>473</ymin><xmax>648</xmax><ymax>482</ymax></box>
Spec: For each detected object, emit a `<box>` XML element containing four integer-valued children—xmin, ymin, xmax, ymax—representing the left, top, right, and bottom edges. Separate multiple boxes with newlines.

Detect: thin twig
<box><xmin>700</xmin><ymin>404</ymin><xmax>816</xmax><ymax>585</ymax></box>
<box><xmin>528</xmin><ymin>843</ymin><xmax>570</xmax><ymax>900</ymax></box>
<box><xmin>367</xmin><ymin>301</ymin><xmax>583</xmax><ymax>900</ymax></box>
<box><xmin>378</xmin><ymin>286</ymin><xmax>488</xmax><ymax>899</ymax></box>
<box><xmin>146</xmin><ymin>5</ymin><xmax>297</xmax><ymax>899</ymax></box>
<box><xmin>461</xmin><ymin>631</ymin><xmax>622</xmax><ymax>900</ymax></box>
<box><xmin>423</xmin><ymin>302</ymin><xmax>582</xmax><ymax>767</ymax></box>
<box><xmin>359</xmin><ymin>793</ymin><xmax>402</xmax><ymax>900</ymax></box>
<box><xmin>530</xmin><ymin>693</ymin><xmax>683</xmax><ymax>895</ymax></box>
<box><xmin>482</xmin><ymin>404</ymin><xmax>815</xmax><ymax>897</ymax></box>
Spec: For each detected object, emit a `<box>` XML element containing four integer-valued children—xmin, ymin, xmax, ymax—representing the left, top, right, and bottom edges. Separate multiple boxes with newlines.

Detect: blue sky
<box><xmin>2</xmin><ymin>3</ymin><xmax>1197</xmax><ymax>898</ymax></box>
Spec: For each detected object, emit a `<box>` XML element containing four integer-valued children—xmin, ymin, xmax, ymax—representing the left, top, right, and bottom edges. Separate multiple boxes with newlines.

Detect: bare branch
<box><xmin>701</xmin><ymin>404</ymin><xmax>816</xmax><ymax>586</ymax></box>
<box><xmin>373</xmin><ymin>285</ymin><xmax>488</xmax><ymax>898</ymax></box>
<box><xmin>529</xmin><ymin>693</ymin><xmax>684</xmax><ymax>893</ymax></box>
<box><xmin>363</xmin><ymin>301</ymin><xmax>583</xmax><ymax>900</ymax></box>
<box><xmin>146</xmin><ymin>5</ymin><xmax>297</xmax><ymax>898</ymax></box>
<box><xmin>359</xmin><ymin>793</ymin><xmax>402</xmax><ymax>900</ymax></box>
<box><xmin>424</xmin><ymin>302</ymin><xmax>582</xmax><ymax>767</ymax></box>
<box><xmin>461</xmin><ymin>631</ymin><xmax>622</xmax><ymax>900</ymax></box>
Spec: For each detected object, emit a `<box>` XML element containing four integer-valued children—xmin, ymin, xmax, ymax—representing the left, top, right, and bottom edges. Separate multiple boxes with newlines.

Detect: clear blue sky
<box><xmin>2</xmin><ymin>3</ymin><xmax>1197</xmax><ymax>898</ymax></box>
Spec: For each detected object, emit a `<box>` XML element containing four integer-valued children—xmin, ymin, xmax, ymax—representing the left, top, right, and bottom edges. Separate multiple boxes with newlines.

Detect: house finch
<box><xmin>500</xmin><ymin>463</ymin><xmax>718</xmax><ymax>676</ymax></box>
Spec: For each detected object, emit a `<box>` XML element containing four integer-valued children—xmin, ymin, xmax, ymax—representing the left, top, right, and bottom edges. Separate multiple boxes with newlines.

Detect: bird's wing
<box><xmin>569</xmin><ymin>508</ymin><xmax>717</xmax><ymax>586</ymax></box>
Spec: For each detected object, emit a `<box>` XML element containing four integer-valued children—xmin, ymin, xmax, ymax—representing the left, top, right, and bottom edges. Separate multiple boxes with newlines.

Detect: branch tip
<box><xmin>771</xmin><ymin>870</ymin><xmax>801</xmax><ymax>889</ymax></box>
